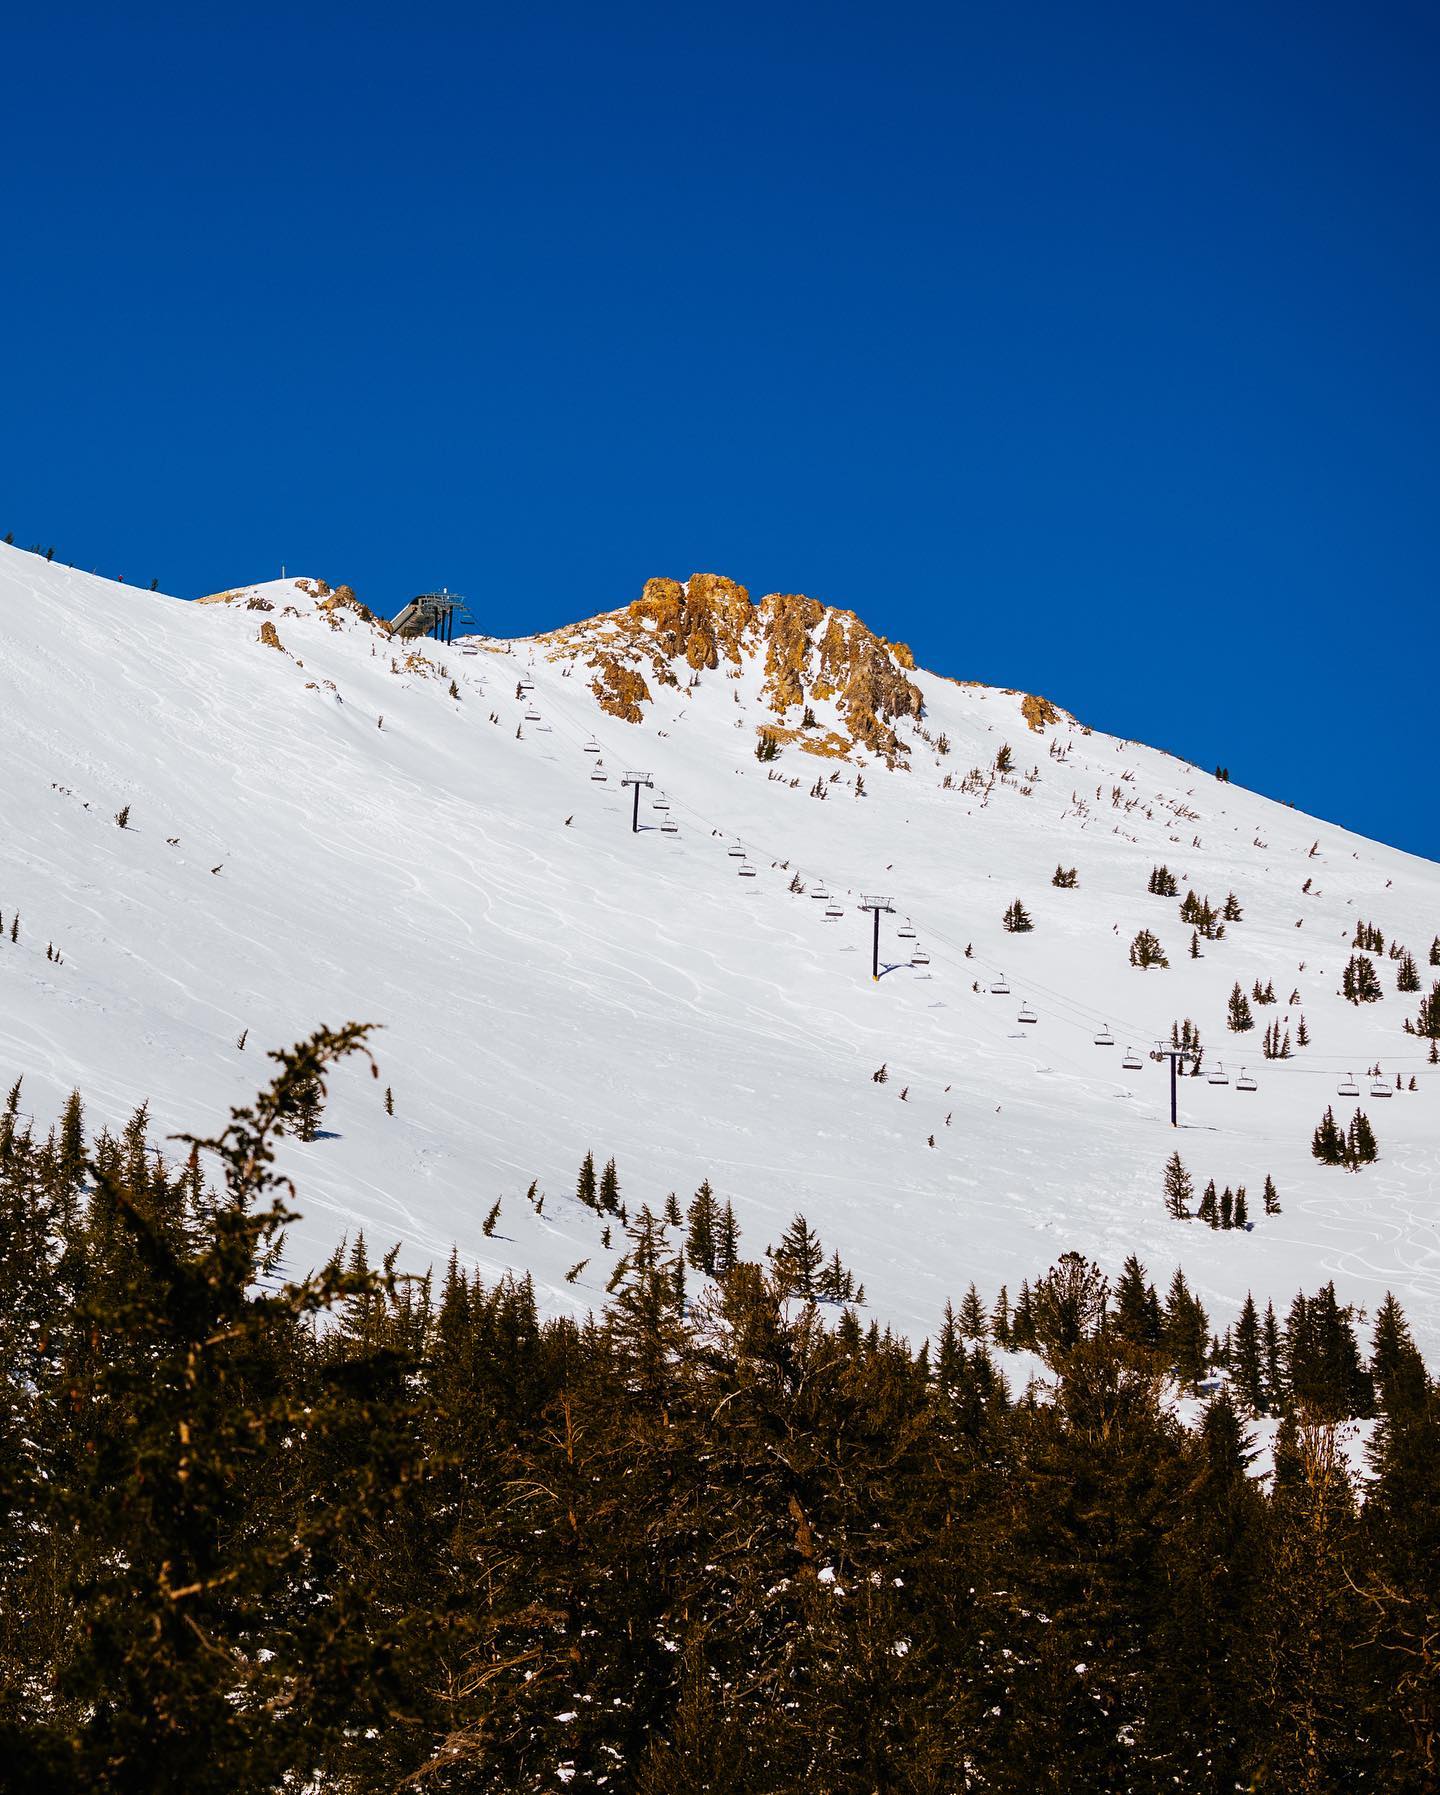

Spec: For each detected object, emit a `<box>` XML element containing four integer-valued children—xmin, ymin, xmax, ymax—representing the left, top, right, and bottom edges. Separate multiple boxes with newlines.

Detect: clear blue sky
<box><xmin>3</xmin><ymin>2</ymin><xmax>1436</xmax><ymax>856</ymax></box>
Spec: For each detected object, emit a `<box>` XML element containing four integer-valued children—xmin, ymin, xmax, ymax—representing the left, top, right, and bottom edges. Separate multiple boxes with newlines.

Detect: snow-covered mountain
<box><xmin>3</xmin><ymin>545</ymin><xmax>1437</xmax><ymax>1352</ymax></box>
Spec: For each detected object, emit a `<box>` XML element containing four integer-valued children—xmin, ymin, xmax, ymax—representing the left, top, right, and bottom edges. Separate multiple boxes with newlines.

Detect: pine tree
<box><xmin>770</xmin><ymin>1213</ymin><xmax>824</xmax><ymax>1298</ymax></box>
<box><xmin>1129</xmin><ymin>928</ymin><xmax>1168</xmax><ymax>969</ymax></box>
<box><xmin>1223</xmin><ymin>891</ymin><xmax>1243</xmax><ymax>921</ymax></box>
<box><xmin>1164</xmin><ymin>1268</ymin><xmax>1211</xmax><ymax>1388</ymax></box>
<box><xmin>1263</xmin><ymin>1173</ymin><xmax>1281</xmax><ymax>1215</ymax></box>
<box><xmin>1227</xmin><ymin>983</ymin><xmax>1255</xmax><ymax>1032</ymax></box>
<box><xmin>663</xmin><ymin>1190</ymin><xmax>682</xmax><ymax>1229</ymax></box>
<box><xmin>994</xmin><ymin>741</ymin><xmax>1013</xmax><ymax>773</ymax></box>
<box><xmin>1311</xmin><ymin>1105</ymin><xmax>1346</xmax><ymax>1165</ymax></box>
<box><xmin>598</xmin><ymin>1156</ymin><xmax>621</xmax><ymax>1213</ymax></box>
<box><xmin>1051</xmin><ymin>864</ymin><xmax>1078</xmax><ymax>888</ymax></box>
<box><xmin>1345</xmin><ymin>1109</ymin><xmax>1378</xmax><ymax>1169</ymax></box>
<box><xmin>1396</xmin><ymin>951</ymin><xmax>1420</xmax><ymax>993</ymax></box>
<box><xmin>1189</xmin><ymin>928</ymin><xmax>1201</xmax><ymax>959</ymax></box>
<box><xmin>990</xmin><ymin>1284</ymin><xmax>1012</xmax><ymax>1348</ymax></box>
<box><xmin>1148</xmin><ymin>863</ymin><xmax>1178</xmax><ymax>897</ymax></box>
<box><xmin>957</xmin><ymin>1281</ymin><xmax>988</xmax><ymax>1340</ymax></box>
<box><xmin>1113</xmin><ymin>1254</ymin><xmax>1161</xmax><ymax>1348</ymax></box>
<box><xmin>1220</xmin><ymin>1186</ymin><xmax>1234</xmax><ymax>1230</ymax></box>
<box><xmin>575</xmin><ymin>1151</ymin><xmax>598</xmax><ymax>1210</ymax></box>
<box><xmin>1198</xmin><ymin>1179</ymin><xmax>1219</xmax><ymax>1228</ymax></box>
<box><xmin>684</xmin><ymin>1180</ymin><xmax>719</xmax><ymax>1275</ymax></box>
<box><xmin>1233</xmin><ymin>1294</ymin><xmax>1265</xmax><ymax>1411</ymax></box>
<box><xmin>1002</xmin><ymin>898</ymin><xmax>1033</xmax><ymax>933</ymax></box>
<box><xmin>714</xmin><ymin>1200</ymin><xmax>740</xmax><ymax>1277</ymax></box>
<box><xmin>1415</xmin><ymin>981</ymin><xmax>1440</xmax><ymax>1040</ymax></box>
<box><xmin>482</xmin><ymin>1198</ymin><xmax>501</xmax><ymax>1236</ymax></box>
<box><xmin>1233</xmin><ymin>1185</ymin><xmax>1248</xmax><ymax>1228</ymax></box>
<box><xmin>1342</xmin><ymin>954</ymin><xmax>1383</xmax><ymax>1004</ymax></box>
<box><xmin>1430</xmin><ymin>935</ymin><xmax>1440</xmax><ymax>966</ymax></box>
<box><xmin>1296</xmin><ymin>1013</ymin><xmax>1310</xmax><ymax>1047</ymax></box>
<box><xmin>1162</xmin><ymin>1150</ymin><xmax>1193</xmax><ymax>1221</ymax></box>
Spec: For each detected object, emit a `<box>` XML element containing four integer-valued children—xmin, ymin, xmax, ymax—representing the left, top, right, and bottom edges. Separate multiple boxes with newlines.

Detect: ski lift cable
<box><xmin>494</xmin><ymin>658</ymin><xmax>1377</xmax><ymax>1088</ymax></box>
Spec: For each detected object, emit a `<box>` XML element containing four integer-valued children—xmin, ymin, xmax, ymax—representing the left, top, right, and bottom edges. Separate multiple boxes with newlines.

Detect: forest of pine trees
<box><xmin>1</xmin><ymin>1034</ymin><xmax>1438</xmax><ymax>1792</ymax></box>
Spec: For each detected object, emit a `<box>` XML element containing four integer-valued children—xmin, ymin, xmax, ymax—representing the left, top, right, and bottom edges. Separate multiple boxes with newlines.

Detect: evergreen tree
<box><xmin>1051</xmin><ymin>864</ymin><xmax>1078</xmax><ymax>888</ymax></box>
<box><xmin>1345</xmin><ymin>1109</ymin><xmax>1379</xmax><ymax>1169</ymax></box>
<box><xmin>1396</xmin><ymin>950</ymin><xmax>1421</xmax><ymax>993</ymax></box>
<box><xmin>1220</xmin><ymin>1185</ymin><xmax>1234</xmax><ymax>1230</ymax></box>
<box><xmin>1162</xmin><ymin>1150</ymin><xmax>1193</xmax><ymax>1220</ymax></box>
<box><xmin>1341</xmin><ymin>953</ymin><xmax>1383</xmax><ymax>1004</ymax></box>
<box><xmin>990</xmin><ymin>1283</ymin><xmax>1012</xmax><ymax>1348</ymax></box>
<box><xmin>1415</xmin><ymin>980</ymin><xmax>1440</xmax><ymax>1040</ymax></box>
<box><xmin>714</xmin><ymin>1200</ymin><xmax>740</xmax><ymax>1277</ymax></box>
<box><xmin>598</xmin><ymin>1156</ymin><xmax>621</xmax><ymax>1213</ymax></box>
<box><xmin>1311</xmin><ymin>1105</ymin><xmax>1346</xmax><ymax>1166</ymax></box>
<box><xmin>1227</xmin><ymin>982</ymin><xmax>1255</xmax><ymax>1032</ymax></box>
<box><xmin>1233</xmin><ymin>1185</ymin><xmax>1249</xmax><ymax>1228</ymax></box>
<box><xmin>1113</xmin><ymin>1254</ymin><xmax>1161</xmax><ymax>1348</ymax></box>
<box><xmin>957</xmin><ymin>1281</ymin><xmax>988</xmax><ymax>1340</ymax></box>
<box><xmin>1262</xmin><ymin>1173</ymin><xmax>1281</xmax><ymax>1216</ymax></box>
<box><xmin>770</xmin><ymin>1213</ymin><xmax>824</xmax><ymax>1298</ymax></box>
<box><xmin>1128</xmin><ymin>928</ymin><xmax>1168</xmax><ymax>969</ymax></box>
<box><xmin>1147</xmin><ymin>863</ymin><xmax>1178</xmax><ymax>897</ymax></box>
<box><xmin>576</xmin><ymin>1150</ymin><xmax>597</xmax><ymax>1210</ymax></box>
<box><xmin>1163</xmin><ymin>1268</ymin><xmax>1210</xmax><ymax>1388</ymax></box>
<box><xmin>1296</xmin><ymin>1013</ymin><xmax>1311</xmax><ymax>1047</ymax></box>
<box><xmin>1002</xmin><ymin>898</ymin><xmax>1034</xmax><ymax>933</ymax></box>
<box><xmin>1232</xmin><ymin>1294</ymin><xmax>1265</xmax><ymax>1411</ymax></box>
<box><xmin>1198</xmin><ymin>1179</ymin><xmax>1219</xmax><ymax>1228</ymax></box>
<box><xmin>684</xmin><ymin>1179</ymin><xmax>719</xmax><ymax>1275</ymax></box>
<box><xmin>1223</xmin><ymin>891</ymin><xmax>1243</xmax><ymax>921</ymax></box>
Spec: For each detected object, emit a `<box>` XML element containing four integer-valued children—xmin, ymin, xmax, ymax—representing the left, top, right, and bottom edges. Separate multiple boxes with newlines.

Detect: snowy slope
<box><xmin>2</xmin><ymin>543</ymin><xmax>1438</xmax><ymax>1354</ymax></box>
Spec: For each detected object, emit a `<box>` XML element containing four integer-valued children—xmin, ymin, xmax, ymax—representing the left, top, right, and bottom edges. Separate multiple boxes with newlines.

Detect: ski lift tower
<box><xmin>389</xmin><ymin>588</ymin><xmax>470</xmax><ymax>644</ymax></box>
<box><xmin>859</xmin><ymin>894</ymin><xmax>896</xmax><ymax>981</ymax></box>
<box><xmin>620</xmin><ymin>770</ymin><xmax>654</xmax><ymax>833</ymax></box>
<box><xmin>1150</xmin><ymin>1041</ymin><xmax>1203</xmax><ymax>1127</ymax></box>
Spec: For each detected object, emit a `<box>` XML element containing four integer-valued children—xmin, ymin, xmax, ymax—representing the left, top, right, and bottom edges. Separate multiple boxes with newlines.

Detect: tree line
<box><xmin>1</xmin><ymin>1028</ymin><xmax>1437</xmax><ymax>1793</ymax></box>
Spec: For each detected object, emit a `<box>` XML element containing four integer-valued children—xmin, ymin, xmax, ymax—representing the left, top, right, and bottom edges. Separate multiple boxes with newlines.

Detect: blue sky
<box><xmin>3</xmin><ymin>2</ymin><xmax>1436</xmax><ymax>855</ymax></box>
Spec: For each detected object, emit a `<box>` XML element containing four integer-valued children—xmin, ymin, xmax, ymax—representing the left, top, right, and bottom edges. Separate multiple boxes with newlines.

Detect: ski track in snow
<box><xmin>2</xmin><ymin>543</ymin><xmax>1438</xmax><ymax>1355</ymax></box>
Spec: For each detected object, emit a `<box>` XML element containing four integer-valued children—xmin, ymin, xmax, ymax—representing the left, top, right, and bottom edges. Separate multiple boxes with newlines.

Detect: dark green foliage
<box><xmin>1353</xmin><ymin>918</ymin><xmax>1385</xmax><ymax>953</ymax></box>
<box><xmin>754</xmin><ymin>730</ymin><xmax>780</xmax><ymax>762</ymax></box>
<box><xmin>1431</xmin><ymin>935</ymin><xmax>1440</xmax><ymax>966</ymax></box>
<box><xmin>1263</xmin><ymin>1173</ymin><xmax>1281</xmax><ymax>1215</ymax></box>
<box><xmin>1342</xmin><ymin>953</ymin><xmax>1383</xmax><ymax>1004</ymax></box>
<box><xmin>1128</xmin><ymin>927</ymin><xmax>1168</xmax><ymax>968</ymax></box>
<box><xmin>1002</xmin><ymin>897</ymin><xmax>1033</xmax><ymax>933</ymax></box>
<box><xmin>1147</xmin><ymin>862</ymin><xmax>1178</xmax><ymax>897</ymax></box>
<box><xmin>1312</xmin><ymin>1104</ymin><xmax>1346</xmax><ymax>1166</ymax></box>
<box><xmin>1415</xmin><ymin>980</ymin><xmax>1440</xmax><ymax>1040</ymax></box>
<box><xmin>598</xmin><ymin>1155</ymin><xmax>621</xmax><ymax>1213</ymax></box>
<box><xmin>1396</xmin><ymin>950</ymin><xmax>1420</xmax><ymax>992</ymax></box>
<box><xmin>1227</xmin><ymin>981</ymin><xmax>1255</xmax><ymax>1032</ymax></box>
<box><xmin>1346</xmin><ymin>1109</ymin><xmax>1379</xmax><ymax>1168</ymax></box>
<box><xmin>1162</xmin><ymin>1149</ymin><xmax>1192</xmax><ymax>1220</ymax></box>
<box><xmin>2</xmin><ymin>1054</ymin><xmax>1435</xmax><ymax>1792</ymax></box>
<box><xmin>115</xmin><ymin>804</ymin><xmax>130</xmax><ymax>829</ymax></box>
<box><xmin>1051</xmin><ymin>864</ymin><xmax>1078</xmax><ymax>887</ymax></box>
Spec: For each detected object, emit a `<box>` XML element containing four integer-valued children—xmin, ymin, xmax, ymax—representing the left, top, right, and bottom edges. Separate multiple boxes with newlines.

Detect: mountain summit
<box><xmin>2</xmin><ymin>540</ymin><xmax>1437</xmax><ymax>1355</ymax></box>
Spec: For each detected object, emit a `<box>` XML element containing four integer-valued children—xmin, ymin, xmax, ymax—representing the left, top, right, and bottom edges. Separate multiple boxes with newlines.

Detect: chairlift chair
<box><xmin>991</xmin><ymin>974</ymin><xmax>1011</xmax><ymax>996</ymax></box>
<box><xmin>652</xmin><ymin>797</ymin><xmax>670</xmax><ymax>813</ymax></box>
<box><xmin>811</xmin><ymin>885</ymin><xmax>830</xmax><ymax>901</ymax></box>
<box><xmin>1370</xmin><ymin>1076</ymin><xmax>1393</xmax><ymax>1098</ymax></box>
<box><xmin>590</xmin><ymin>768</ymin><xmax>608</xmax><ymax>783</ymax></box>
<box><xmin>584</xmin><ymin>739</ymin><xmax>601</xmax><ymax>754</ymax></box>
<box><xmin>727</xmin><ymin>844</ymin><xmax>746</xmax><ymax>859</ymax></box>
<box><xmin>1236</xmin><ymin>1067</ymin><xmax>1258</xmax><ymax>1092</ymax></box>
<box><xmin>1208</xmin><ymin>1062</ymin><xmax>1230</xmax><ymax>1086</ymax></box>
<box><xmin>737</xmin><ymin>861</ymin><xmax>757</xmax><ymax>879</ymax></box>
<box><xmin>897</xmin><ymin>921</ymin><xmax>917</xmax><ymax>941</ymax></box>
<box><xmin>1338</xmin><ymin>1073</ymin><xmax>1360</xmax><ymax>1097</ymax></box>
<box><xmin>1122</xmin><ymin>1047</ymin><xmax>1143</xmax><ymax>1070</ymax></box>
<box><xmin>911</xmin><ymin>948</ymin><xmax>931</xmax><ymax>967</ymax></box>
<box><xmin>524</xmin><ymin>708</ymin><xmax>541</xmax><ymax>722</ymax></box>
<box><xmin>1017</xmin><ymin>1003</ymin><xmax>1037</xmax><ymax>1025</ymax></box>
<box><xmin>824</xmin><ymin>902</ymin><xmax>843</xmax><ymax>919</ymax></box>
<box><xmin>1094</xmin><ymin>1025</ymin><xmax>1114</xmax><ymax>1047</ymax></box>
<box><xmin>661</xmin><ymin>819</ymin><xmax>679</xmax><ymax>836</ymax></box>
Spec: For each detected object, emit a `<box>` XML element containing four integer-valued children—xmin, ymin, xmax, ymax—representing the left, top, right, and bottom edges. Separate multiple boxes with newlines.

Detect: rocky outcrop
<box><xmin>539</xmin><ymin>573</ymin><xmax>925</xmax><ymax>766</ymax></box>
